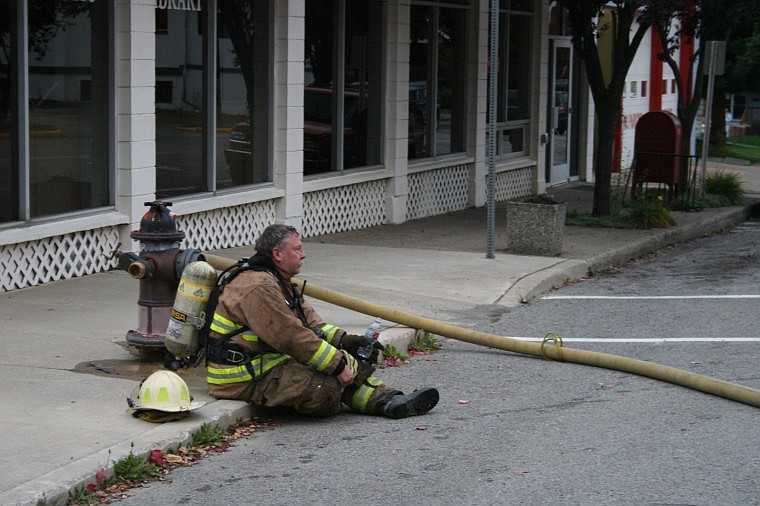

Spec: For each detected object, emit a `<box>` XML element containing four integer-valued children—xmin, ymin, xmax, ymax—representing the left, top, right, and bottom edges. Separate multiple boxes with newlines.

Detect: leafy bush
<box><xmin>704</xmin><ymin>171</ymin><xmax>744</xmax><ymax>205</ymax></box>
<box><xmin>624</xmin><ymin>195</ymin><xmax>675</xmax><ymax>229</ymax></box>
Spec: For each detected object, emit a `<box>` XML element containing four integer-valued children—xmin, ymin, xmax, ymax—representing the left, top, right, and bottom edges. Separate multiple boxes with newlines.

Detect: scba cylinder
<box><xmin>165</xmin><ymin>261</ymin><xmax>217</xmax><ymax>365</ymax></box>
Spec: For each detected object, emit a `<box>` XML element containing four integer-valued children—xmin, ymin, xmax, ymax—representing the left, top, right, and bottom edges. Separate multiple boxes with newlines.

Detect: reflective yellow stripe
<box><xmin>211</xmin><ymin>313</ymin><xmax>259</xmax><ymax>343</ymax></box>
<box><xmin>210</xmin><ymin>313</ymin><xmax>238</xmax><ymax>334</ymax></box>
<box><xmin>306</xmin><ymin>340</ymin><xmax>338</xmax><ymax>372</ymax></box>
<box><xmin>320</xmin><ymin>324</ymin><xmax>340</xmax><ymax>344</ymax></box>
<box><xmin>206</xmin><ymin>353</ymin><xmax>290</xmax><ymax>385</ymax></box>
<box><xmin>350</xmin><ymin>375</ymin><xmax>383</xmax><ymax>413</ymax></box>
<box><xmin>240</xmin><ymin>330</ymin><xmax>259</xmax><ymax>343</ymax></box>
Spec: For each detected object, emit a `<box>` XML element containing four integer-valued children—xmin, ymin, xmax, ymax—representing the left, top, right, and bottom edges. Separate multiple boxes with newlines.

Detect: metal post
<box><xmin>486</xmin><ymin>0</ymin><xmax>499</xmax><ymax>259</ymax></box>
<box><xmin>699</xmin><ymin>41</ymin><xmax>718</xmax><ymax>196</ymax></box>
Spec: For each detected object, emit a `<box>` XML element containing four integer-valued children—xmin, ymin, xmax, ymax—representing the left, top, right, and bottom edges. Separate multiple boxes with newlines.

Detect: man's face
<box><xmin>272</xmin><ymin>233</ymin><xmax>306</xmax><ymax>277</ymax></box>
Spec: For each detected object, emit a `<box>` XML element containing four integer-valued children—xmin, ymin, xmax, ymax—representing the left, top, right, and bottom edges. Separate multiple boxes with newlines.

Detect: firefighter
<box><xmin>205</xmin><ymin>224</ymin><xmax>439</xmax><ymax>418</ymax></box>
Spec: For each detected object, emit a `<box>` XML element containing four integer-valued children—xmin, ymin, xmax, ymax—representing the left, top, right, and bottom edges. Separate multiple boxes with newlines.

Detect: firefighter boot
<box><xmin>377</xmin><ymin>387</ymin><xmax>439</xmax><ymax>419</ymax></box>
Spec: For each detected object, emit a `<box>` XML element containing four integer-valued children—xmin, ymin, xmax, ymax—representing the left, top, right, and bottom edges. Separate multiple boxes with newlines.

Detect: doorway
<box><xmin>547</xmin><ymin>38</ymin><xmax>573</xmax><ymax>186</ymax></box>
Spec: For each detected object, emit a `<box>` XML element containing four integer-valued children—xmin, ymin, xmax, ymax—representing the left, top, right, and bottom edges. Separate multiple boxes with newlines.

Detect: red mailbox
<box><xmin>632</xmin><ymin>111</ymin><xmax>682</xmax><ymax>200</ymax></box>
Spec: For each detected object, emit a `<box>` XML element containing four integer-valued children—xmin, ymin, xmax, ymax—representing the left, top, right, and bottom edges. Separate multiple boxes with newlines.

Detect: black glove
<box><xmin>340</xmin><ymin>333</ymin><xmax>385</xmax><ymax>363</ymax></box>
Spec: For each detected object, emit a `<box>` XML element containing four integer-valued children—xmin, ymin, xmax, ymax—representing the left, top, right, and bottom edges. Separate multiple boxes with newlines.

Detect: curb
<box><xmin>502</xmin><ymin>204</ymin><xmax>756</xmax><ymax>307</ymax></box>
<box><xmin>0</xmin><ymin>328</ymin><xmax>420</xmax><ymax>506</ymax></box>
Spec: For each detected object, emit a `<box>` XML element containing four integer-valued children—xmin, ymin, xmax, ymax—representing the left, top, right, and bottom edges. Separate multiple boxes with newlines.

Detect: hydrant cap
<box><xmin>131</xmin><ymin>201</ymin><xmax>186</xmax><ymax>242</ymax></box>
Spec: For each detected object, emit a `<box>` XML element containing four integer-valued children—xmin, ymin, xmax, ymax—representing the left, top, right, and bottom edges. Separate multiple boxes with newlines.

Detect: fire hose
<box><xmin>203</xmin><ymin>254</ymin><xmax>760</xmax><ymax>409</ymax></box>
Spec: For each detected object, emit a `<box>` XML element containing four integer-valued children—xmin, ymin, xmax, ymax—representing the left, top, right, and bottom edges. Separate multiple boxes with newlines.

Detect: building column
<box><xmin>116</xmin><ymin>0</ymin><xmax>158</xmax><ymax>250</ymax></box>
<box><xmin>274</xmin><ymin>0</ymin><xmax>305</xmax><ymax>230</ymax></box>
<box><xmin>385</xmin><ymin>1</ymin><xmax>410</xmax><ymax>225</ymax></box>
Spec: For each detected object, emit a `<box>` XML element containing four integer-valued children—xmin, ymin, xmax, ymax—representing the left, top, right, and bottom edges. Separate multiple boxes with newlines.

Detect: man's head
<box><xmin>255</xmin><ymin>224</ymin><xmax>305</xmax><ymax>277</ymax></box>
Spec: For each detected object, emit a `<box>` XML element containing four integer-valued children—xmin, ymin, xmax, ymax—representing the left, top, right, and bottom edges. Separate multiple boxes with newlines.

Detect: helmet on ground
<box><xmin>128</xmin><ymin>370</ymin><xmax>205</xmax><ymax>412</ymax></box>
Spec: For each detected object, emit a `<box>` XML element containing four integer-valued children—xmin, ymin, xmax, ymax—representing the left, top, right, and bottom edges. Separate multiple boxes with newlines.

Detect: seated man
<box><xmin>206</xmin><ymin>224</ymin><xmax>439</xmax><ymax>419</ymax></box>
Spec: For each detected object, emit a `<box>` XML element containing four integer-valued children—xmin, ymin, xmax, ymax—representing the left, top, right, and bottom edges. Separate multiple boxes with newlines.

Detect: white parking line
<box><xmin>542</xmin><ymin>295</ymin><xmax>760</xmax><ymax>300</ymax></box>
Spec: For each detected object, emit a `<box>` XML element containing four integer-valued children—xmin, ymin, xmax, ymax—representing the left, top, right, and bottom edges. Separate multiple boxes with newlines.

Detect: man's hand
<box><xmin>335</xmin><ymin>365</ymin><xmax>354</xmax><ymax>387</ymax></box>
<box><xmin>340</xmin><ymin>334</ymin><xmax>385</xmax><ymax>363</ymax></box>
<box><xmin>335</xmin><ymin>350</ymin><xmax>358</xmax><ymax>387</ymax></box>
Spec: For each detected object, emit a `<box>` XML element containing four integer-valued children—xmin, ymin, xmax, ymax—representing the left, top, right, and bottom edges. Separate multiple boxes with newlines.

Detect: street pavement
<box><xmin>0</xmin><ymin>160</ymin><xmax>758</xmax><ymax>505</ymax></box>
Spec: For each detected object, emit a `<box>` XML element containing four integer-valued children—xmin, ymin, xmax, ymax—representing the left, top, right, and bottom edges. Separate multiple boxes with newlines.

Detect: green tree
<box><xmin>651</xmin><ymin>0</ymin><xmax>758</xmax><ymax>182</ymax></box>
<box><xmin>556</xmin><ymin>1</ymin><xmax>655</xmax><ymax>217</ymax></box>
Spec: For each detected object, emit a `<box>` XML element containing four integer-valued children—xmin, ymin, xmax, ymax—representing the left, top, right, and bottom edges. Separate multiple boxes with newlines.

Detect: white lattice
<box><xmin>303</xmin><ymin>180</ymin><xmax>388</xmax><ymax>237</ymax></box>
<box><xmin>1</xmin><ymin>227</ymin><xmax>120</xmax><ymax>292</ymax></box>
<box><xmin>407</xmin><ymin>164</ymin><xmax>470</xmax><ymax>220</ymax></box>
<box><xmin>176</xmin><ymin>200</ymin><xmax>277</xmax><ymax>251</ymax></box>
<box><xmin>494</xmin><ymin>166</ymin><xmax>534</xmax><ymax>201</ymax></box>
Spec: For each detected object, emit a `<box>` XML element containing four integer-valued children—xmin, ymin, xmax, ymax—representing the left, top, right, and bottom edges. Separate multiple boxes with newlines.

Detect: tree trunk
<box><xmin>679</xmin><ymin>114</ymin><xmax>697</xmax><ymax>193</ymax></box>
<box><xmin>592</xmin><ymin>110</ymin><xmax>617</xmax><ymax>217</ymax></box>
<box><xmin>711</xmin><ymin>87</ymin><xmax>728</xmax><ymax>148</ymax></box>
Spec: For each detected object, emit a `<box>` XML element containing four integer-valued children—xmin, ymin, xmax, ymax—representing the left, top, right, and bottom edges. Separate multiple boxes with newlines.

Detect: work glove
<box><xmin>339</xmin><ymin>350</ymin><xmax>376</xmax><ymax>388</ymax></box>
<box><xmin>340</xmin><ymin>333</ymin><xmax>385</xmax><ymax>363</ymax></box>
<box><xmin>339</xmin><ymin>349</ymin><xmax>360</xmax><ymax>377</ymax></box>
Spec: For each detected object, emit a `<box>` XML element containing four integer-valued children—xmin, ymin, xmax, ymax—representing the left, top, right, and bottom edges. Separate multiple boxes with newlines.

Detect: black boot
<box><xmin>379</xmin><ymin>387</ymin><xmax>439</xmax><ymax>419</ymax></box>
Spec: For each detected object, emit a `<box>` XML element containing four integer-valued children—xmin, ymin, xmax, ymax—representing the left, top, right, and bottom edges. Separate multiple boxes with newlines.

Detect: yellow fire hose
<box><xmin>203</xmin><ymin>254</ymin><xmax>760</xmax><ymax>409</ymax></box>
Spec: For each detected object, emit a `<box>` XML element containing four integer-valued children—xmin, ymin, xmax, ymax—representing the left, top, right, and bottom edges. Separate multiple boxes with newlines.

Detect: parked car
<box><xmin>224</xmin><ymin>86</ymin><xmax>427</xmax><ymax>176</ymax></box>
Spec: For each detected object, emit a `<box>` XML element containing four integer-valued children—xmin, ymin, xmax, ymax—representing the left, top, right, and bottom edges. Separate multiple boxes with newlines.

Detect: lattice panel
<box><xmin>303</xmin><ymin>180</ymin><xmax>388</xmax><ymax>237</ymax></box>
<box><xmin>177</xmin><ymin>200</ymin><xmax>277</xmax><ymax>251</ymax></box>
<box><xmin>494</xmin><ymin>166</ymin><xmax>534</xmax><ymax>201</ymax></box>
<box><xmin>407</xmin><ymin>164</ymin><xmax>470</xmax><ymax>220</ymax></box>
<box><xmin>1</xmin><ymin>227</ymin><xmax>120</xmax><ymax>292</ymax></box>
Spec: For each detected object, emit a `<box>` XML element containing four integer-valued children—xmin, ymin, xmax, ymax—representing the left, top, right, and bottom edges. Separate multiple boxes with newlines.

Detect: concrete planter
<box><xmin>505</xmin><ymin>198</ymin><xmax>567</xmax><ymax>256</ymax></box>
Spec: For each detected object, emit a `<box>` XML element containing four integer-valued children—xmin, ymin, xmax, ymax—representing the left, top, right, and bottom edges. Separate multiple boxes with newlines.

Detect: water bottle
<box><xmin>357</xmin><ymin>318</ymin><xmax>382</xmax><ymax>360</ymax></box>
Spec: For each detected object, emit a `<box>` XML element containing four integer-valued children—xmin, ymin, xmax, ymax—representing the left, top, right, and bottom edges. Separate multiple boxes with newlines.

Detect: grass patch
<box><xmin>704</xmin><ymin>171</ymin><xmax>745</xmax><ymax>204</ymax></box>
<box><xmin>68</xmin><ymin>419</ymin><xmax>274</xmax><ymax>505</ymax></box>
<box><xmin>697</xmin><ymin>133</ymin><xmax>760</xmax><ymax>163</ymax></box>
<box><xmin>566</xmin><ymin>211</ymin><xmax>633</xmax><ymax>228</ymax></box>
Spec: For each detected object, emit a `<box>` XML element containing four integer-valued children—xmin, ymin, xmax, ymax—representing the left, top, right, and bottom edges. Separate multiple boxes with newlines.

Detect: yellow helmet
<box><xmin>128</xmin><ymin>370</ymin><xmax>205</xmax><ymax>412</ymax></box>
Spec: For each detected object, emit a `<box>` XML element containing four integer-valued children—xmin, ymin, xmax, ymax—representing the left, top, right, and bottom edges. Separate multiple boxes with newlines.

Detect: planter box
<box><xmin>505</xmin><ymin>200</ymin><xmax>567</xmax><ymax>256</ymax></box>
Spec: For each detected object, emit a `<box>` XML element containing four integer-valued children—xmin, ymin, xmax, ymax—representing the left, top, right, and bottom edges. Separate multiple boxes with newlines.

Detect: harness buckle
<box><xmin>225</xmin><ymin>349</ymin><xmax>247</xmax><ymax>364</ymax></box>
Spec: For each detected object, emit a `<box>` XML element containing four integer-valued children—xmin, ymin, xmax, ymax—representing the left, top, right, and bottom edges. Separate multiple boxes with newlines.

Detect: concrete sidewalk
<box><xmin>1</xmin><ymin>162</ymin><xmax>758</xmax><ymax>505</ymax></box>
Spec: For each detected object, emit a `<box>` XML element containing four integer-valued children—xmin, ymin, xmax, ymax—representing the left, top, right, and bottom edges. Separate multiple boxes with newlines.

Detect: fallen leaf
<box><xmin>150</xmin><ymin>449</ymin><xmax>166</xmax><ymax>465</ymax></box>
<box><xmin>458</xmin><ymin>399</ymin><xmax>470</xmax><ymax>404</ymax></box>
<box><xmin>164</xmin><ymin>454</ymin><xmax>185</xmax><ymax>463</ymax></box>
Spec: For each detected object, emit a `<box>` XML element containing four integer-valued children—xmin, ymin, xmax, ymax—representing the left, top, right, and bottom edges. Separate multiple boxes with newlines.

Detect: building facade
<box><xmin>6</xmin><ymin>0</ymin><xmax>660</xmax><ymax>293</ymax></box>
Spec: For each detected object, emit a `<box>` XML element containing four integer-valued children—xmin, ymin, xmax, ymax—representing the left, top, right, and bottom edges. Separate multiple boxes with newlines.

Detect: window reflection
<box><xmin>488</xmin><ymin>1</ymin><xmax>532</xmax><ymax>158</ymax></box>
<box><xmin>409</xmin><ymin>3</ymin><xmax>467</xmax><ymax>160</ymax></box>
<box><xmin>27</xmin><ymin>0</ymin><xmax>110</xmax><ymax>217</ymax></box>
<box><xmin>304</xmin><ymin>0</ymin><xmax>382</xmax><ymax>173</ymax></box>
<box><xmin>217</xmin><ymin>0</ymin><xmax>271</xmax><ymax>188</ymax></box>
<box><xmin>0</xmin><ymin>1</ymin><xmax>16</xmax><ymax>222</ymax></box>
<box><xmin>155</xmin><ymin>6</ymin><xmax>204</xmax><ymax>198</ymax></box>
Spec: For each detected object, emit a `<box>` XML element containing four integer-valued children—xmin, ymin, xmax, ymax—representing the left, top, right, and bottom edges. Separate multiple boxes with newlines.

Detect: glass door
<box><xmin>547</xmin><ymin>39</ymin><xmax>572</xmax><ymax>186</ymax></box>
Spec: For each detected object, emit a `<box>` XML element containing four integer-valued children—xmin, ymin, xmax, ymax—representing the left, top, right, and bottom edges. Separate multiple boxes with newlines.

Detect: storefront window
<box><xmin>155</xmin><ymin>5</ymin><xmax>204</xmax><ymax>198</ymax></box>
<box><xmin>217</xmin><ymin>0</ymin><xmax>271</xmax><ymax>188</ymax></box>
<box><xmin>0</xmin><ymin>2</ymin><xmax>17</xmax><ymax>222</ymax></box>
<box><xmin>488</xmin><ymin>0</ymin><xmax>533</xmax><ymax>157</ymax></box>
<box><xmin>155</xmin><ymin>1</ymin><xmax>271</xmax><ymax>196</ymax></box>
<box><xmin>409</xmin><ymin>2</ymin><xmax>468</xmax><ymax>159</ymax></box>
<box><xmin>304</xmin><ymin>0</ymin><xmax>383</xmax><ymax>174</ymax></box>
<box><xmin>27</xmin><ymin>0</ymin><xmax>110</xmax><ymax>217</ymax></box>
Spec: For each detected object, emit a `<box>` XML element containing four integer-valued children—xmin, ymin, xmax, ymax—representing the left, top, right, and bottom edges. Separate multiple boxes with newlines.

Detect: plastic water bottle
<box><xmin>357</xmin><ymin>318</ymin><xmax>382</xmax><ymax>360</ymax></box>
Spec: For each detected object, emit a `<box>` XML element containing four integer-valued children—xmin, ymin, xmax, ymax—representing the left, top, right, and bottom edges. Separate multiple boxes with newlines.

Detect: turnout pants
<box><xmin>245</xmin><ymin>361</ymin><xmax>394</xmax><ymax>417</ymax></box>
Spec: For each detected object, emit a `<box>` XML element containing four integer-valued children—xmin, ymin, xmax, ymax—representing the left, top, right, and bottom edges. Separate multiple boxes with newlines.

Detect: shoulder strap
<box><xmin>191</xmin><ymin>258</ymin><xmax>252</xmax><ymax>367</ymax></box>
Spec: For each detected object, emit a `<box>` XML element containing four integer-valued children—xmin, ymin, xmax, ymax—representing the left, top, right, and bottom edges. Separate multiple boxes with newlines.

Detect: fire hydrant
<box><xmin>117</xmin><ymin>201</ymin><xmax>202</xmax><ymax>355</ymax></box>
